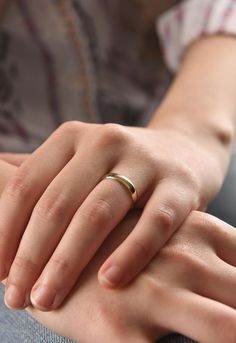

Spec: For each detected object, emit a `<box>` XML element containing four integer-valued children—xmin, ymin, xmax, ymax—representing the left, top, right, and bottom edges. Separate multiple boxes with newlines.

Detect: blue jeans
<box><xmin>0</xmin><ymin>283</ymin><xmax>195</xmax><ymax>343</ymax></box>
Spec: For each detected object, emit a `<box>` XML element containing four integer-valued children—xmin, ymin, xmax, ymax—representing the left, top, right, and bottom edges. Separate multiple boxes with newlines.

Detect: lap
<box><xmin>0</xmin><ymin>283</ymin><xmax>195</xmax><ymax>343</ymax></box>
<box><xmin>0</xmin><ymin>283</ymin><xmax>75</xmax><ymax>343</ymax></box>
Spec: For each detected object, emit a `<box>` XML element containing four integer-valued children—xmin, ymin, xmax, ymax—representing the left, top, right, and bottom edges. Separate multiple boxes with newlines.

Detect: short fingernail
<box><xmin>4</xmin><ymin>284</ymin><xmax>28</xmax><ymax>309</ymax></box>
<box><xmin>99</xmin><ymin>265</ymin><xmax>122</xmax><ymax>287</ymax></box>
<box><xmin>31</xmin><ymin>285</ymin><xmax>56</xmax><ymax>310</ymax></box>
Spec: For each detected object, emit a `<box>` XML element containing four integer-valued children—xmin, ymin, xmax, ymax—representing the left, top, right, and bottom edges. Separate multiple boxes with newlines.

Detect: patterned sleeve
<box><xmin>157</xmin><ymin>0</ymin><xmax>236</xmax><ymax>72</ymax></box>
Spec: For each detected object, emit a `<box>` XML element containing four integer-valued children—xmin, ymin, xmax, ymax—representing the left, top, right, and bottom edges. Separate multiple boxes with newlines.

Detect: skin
<box><xmin>0</xmin><ymin>34</ymin><xmax>235</xmax><ymax>312</ymax></box>
<box><xmin>0</xmin><ymin>161</ymin><xmax>236</xmax><ymax>342</ymax></box>
<box><xmin>25</xmin><ymin>210</ymin><xmax>236</xmax><ymax>343</ymax></box>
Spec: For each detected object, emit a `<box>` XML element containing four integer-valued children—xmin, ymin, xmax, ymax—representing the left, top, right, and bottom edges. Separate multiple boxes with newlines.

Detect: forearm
<box><xmin>148</xmin><ymin>35</ymin><xmax>236</xmax><ymax>156</ymax></box>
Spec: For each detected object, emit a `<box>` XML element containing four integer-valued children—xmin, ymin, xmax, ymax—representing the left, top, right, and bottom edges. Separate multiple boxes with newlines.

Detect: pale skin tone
<box><xmin>0</xmin><ymin>36</ymin><xmax>236</xmax><ymax>310</ymax></box>
<box><xmin>25</xmin><ymin>212</ymin><xmax>236</xmax><ymax>343</ymax></box>
<box><xmin>0</xmin><ymin>34</ymin><xmax>235</xmax><ymax>311</ymax></box>
<box><xmin>1</xmin><ymin>164</ymin><xmax>236</xmax><ymax>342</ymax></box>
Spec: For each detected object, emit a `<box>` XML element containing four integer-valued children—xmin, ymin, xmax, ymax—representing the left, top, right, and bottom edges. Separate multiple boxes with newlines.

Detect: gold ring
<box><xmin>102</xmin><ymin>172</ymin><xmax>138</xmax><ymax>204</ymax></box>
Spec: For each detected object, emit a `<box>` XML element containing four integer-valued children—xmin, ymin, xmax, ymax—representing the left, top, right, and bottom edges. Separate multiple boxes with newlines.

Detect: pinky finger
<box><xmin>98</xmin><ymin>179</ymin><xmax>195</xmax><ymax>288</ymax></box>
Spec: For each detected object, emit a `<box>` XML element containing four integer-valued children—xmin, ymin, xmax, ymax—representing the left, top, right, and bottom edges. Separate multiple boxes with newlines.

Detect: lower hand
<box><xmin>23</xmin><ymin>210</ymin><xmax>236</xmax><ymax>343</ymax></box>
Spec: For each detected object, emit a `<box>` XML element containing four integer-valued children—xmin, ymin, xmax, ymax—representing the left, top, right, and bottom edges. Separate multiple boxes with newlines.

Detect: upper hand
<box><xmin>0</xmin><ymin>120</ymin><xmax>224</xmax><ymax>310</ymax></box>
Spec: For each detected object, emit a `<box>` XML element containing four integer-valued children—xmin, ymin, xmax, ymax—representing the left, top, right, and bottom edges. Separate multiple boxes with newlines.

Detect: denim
<box><xmin>0</xmin><ymin>284</ymin><xmax>76</xmax><ymax>343</ymax></box>
<box><xmin>0</xmin><ymin>283</ymin><xmax>195</xmax><ymax>343</ymax></box>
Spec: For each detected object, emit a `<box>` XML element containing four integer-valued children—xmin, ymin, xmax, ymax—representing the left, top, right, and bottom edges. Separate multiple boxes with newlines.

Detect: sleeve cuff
<box><xmin>157</xmin><ymin>0</ymin><xmax>236</xmax><ymax>72</ymax></box>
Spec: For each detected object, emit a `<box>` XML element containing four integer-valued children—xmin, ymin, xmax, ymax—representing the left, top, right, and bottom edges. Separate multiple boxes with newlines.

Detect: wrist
<box><xmin>148</xmin><ymin>34</ymin><xmax>236</xmax><ymax>156</ymax></box>
<box><xmin>147</xmin><ymin>107</ymin><xmax>234</xmax><ymax>182</ymax></box>
<box><xmin>148</xmin><ymin>106</ymin><xmax>234</xmax><ymax>149</ymax></box>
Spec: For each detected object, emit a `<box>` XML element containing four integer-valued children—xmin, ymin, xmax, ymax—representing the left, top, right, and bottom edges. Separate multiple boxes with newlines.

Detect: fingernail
<box><xmin>31</xmin><ymin>285</ymin><xmax>56</xmax><ymax>310</ymax></box>
<box><xmin>99</xmin><ymin>265</ymin><xmax>122</xmax><ymax>287</ymax></box>
<box><xmin>4</xmin><ymin>284</ymin><xmax>28</xmax><ymax>309</ymax></box>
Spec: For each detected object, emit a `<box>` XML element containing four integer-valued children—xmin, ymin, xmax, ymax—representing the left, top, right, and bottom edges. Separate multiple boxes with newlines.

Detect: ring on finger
<box><xmin>102</xmin><ymin>172</ymin><xmax>138</xmax><ymax>204</ymax></box>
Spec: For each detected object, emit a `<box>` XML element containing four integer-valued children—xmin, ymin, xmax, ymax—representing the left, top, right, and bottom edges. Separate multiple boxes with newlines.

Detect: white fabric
<box><xmin>157</xmin><ymin>0</ymin><xmax>236</xmax><ymax>72</ymax></box>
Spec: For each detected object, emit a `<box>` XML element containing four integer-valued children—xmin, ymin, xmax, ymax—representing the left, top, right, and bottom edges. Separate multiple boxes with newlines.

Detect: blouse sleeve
<box><xmin>157</xmin><ymin>0</ymin><xmax>236</xmax><ymax>72</ymax></box>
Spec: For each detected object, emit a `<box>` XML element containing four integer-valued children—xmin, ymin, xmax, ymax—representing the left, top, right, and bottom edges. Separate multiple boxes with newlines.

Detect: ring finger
<box><xmin>27</xmin><ymin>166</ymin><xmax>152</xmax><ymax>311</ymax></box>
<box><xmin>98</xmin><ymin>178</ymin><xmax>196</xmax><ymax>288</ymax></box>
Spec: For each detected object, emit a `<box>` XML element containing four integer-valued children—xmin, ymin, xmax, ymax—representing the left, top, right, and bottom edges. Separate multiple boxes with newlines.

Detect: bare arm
<box><xmin>149</xmin><ymin>35</ymin><xmax>236</xmax><ymax>180</ymax></box>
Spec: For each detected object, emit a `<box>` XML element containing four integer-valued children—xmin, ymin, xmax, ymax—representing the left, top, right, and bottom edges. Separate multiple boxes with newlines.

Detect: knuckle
<box><xmin>160</xmin><ymin>239</ymin><xmax>200</xmax><ymax>268</ymax></box>
<box><xmin>55</xmin><ymin>120</ymin><xmax>87</xmax><ymax>152</ymax></box>
<box><xmin>185</xmin><ymin>210</ymin><xmax>221</xmax><ymax>237</ymax></box>
<box><xmin>160</xmin><ymin>242</ymin><xmax>186</xmax><ymax>262</ymax></box>
<box><xmin>98</xmin><ymin>123</ymin><xmax>129</xmax><ymax>148</ymax></box>
<box><xmin>183</xmin><ymin>210</ymin><xmax>205</xmax><ymax>234</ymax></box>
<box><xmin>57</xmin><ymin>120</ymin><xmax>82</xmax><ymax>137</ymax></box>
<box><xmin>177</xmin><ymin>162</ymin><xmax>198</xmax><ymax>182</ymax></box>
<box><xmin>151</xmin><ymin>206</ymin><xmax>175</xmax><ymax>233</ymax></box>
<box><xmin>127</xmin><ymin>238</ymin><xmax>150</xmax><ymax>261</ymax></box>
<box><xmin>175</xmin><ymin>163</ymin><xmax>201</xmax><ymax>196</ymax></box>
<box><xmin>5</xmin><ymin>172</ymin><xmax>32</xmax><ymax>200</ymax></box>
<box><xmin>13</xmin><ymin>255</ymin><xmax>39</xmax><ymax>274</ymax></box>
<box><xmin>163</xmin><ymin>244</ymin><xmax>210</xmax><ymax>283</ymax></box>
<box><xmin>184</xmin><ymin>210</ymin><xmax>200</xmax><ymax>226</ymax></box>
<box><xmin>50</xmin><ymin>255</ymin><xmax>74</xmax><ymax>275</ymax></box>
<box><xmin>81</xmin><ymin>199</ymin><xmax>113</xmax><ymax>228</ymax></box>
<box><xmin>35</xmin><ymin>191</ymin><xmax>67</xmax><ymax>222</ymax></box>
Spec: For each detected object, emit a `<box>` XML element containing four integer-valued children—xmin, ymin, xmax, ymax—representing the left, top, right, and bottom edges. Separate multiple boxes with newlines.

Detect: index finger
<box><xmin>0</xmin><ymin>126</ymin><xmax>75</xmax><ymax>280</ymax></box>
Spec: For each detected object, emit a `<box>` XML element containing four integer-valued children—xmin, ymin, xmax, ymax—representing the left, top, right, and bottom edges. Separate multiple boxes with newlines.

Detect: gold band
<box><xmin>102</xmin><ymin>172</ymin><xmax>138</xmax><ymax>204</ymax></box>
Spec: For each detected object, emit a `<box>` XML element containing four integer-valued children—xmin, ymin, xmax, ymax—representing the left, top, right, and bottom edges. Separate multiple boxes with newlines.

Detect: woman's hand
<box><xmin>24</xmin><ymin>210</ymin><xmax>236</xmax><ymax>343</ymax></box>
<box><xmin>0</xmin><ymin>120</ymin><xmax>227</xmax><ymax>311</ymax></box>
<box><xmin>0</xmin><ymin>153</ymin><xmax>29</xmax><ymax>166</ymax></box>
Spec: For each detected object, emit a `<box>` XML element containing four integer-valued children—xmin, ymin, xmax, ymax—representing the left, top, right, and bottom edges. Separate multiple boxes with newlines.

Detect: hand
<box><xmin>0</xmin><ymin>153</ymin><xmax>29</xmax><ymax>166</ymax></box>
<box><xmin>22</xmin><ymin>210</ymin><xmax>236</xmax><ymax>343</ymax></box>
<box><xmin>0</xmin><ymin>121</ymin><xmax>225</xmax><ymax>311</ymax></box>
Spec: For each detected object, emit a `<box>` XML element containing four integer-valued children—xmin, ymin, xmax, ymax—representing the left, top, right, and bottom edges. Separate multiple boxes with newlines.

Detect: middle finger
<box><xmin>29</xmin><ymin>166</ymin><xmax>151</xmax><ymax>311</ymax></box>
<box><xmin>4</xmin><ymin>149</ymin><xmax>114</xmax><ymax>310</ymax></box>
